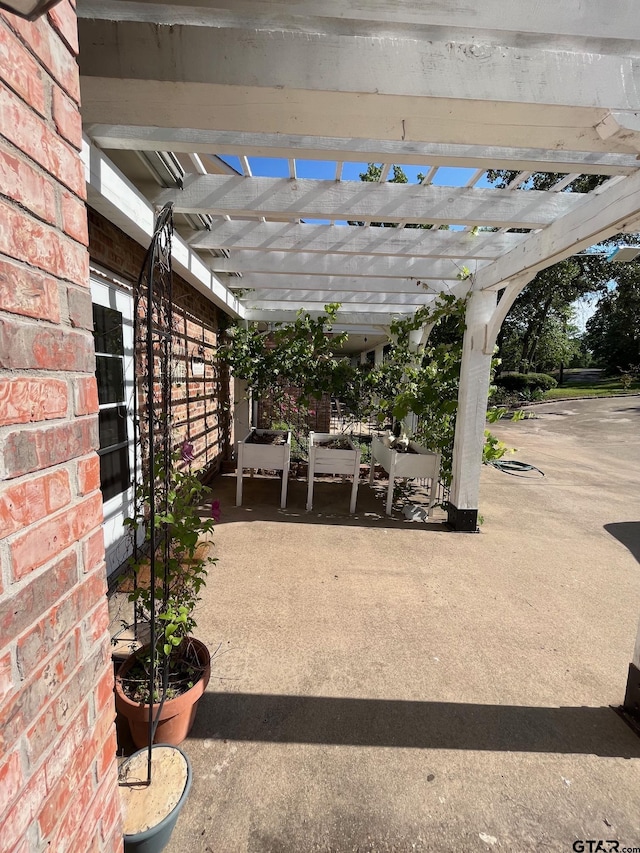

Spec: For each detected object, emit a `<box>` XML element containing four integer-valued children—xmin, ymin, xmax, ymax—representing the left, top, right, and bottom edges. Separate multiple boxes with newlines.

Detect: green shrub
<box><xmin>495</xmin><ymin>373</ymin><xmax>529</xmax><ymax>392</ymax></box>
<box><xmin>526</xmin><ymin>372</ymin><xmax>558</xmax><ymax>391</ymax></box>
<box><xmin>496</xmin><ymin>372</ymin><xmax>557</xmax><ymax>393</ymax></box>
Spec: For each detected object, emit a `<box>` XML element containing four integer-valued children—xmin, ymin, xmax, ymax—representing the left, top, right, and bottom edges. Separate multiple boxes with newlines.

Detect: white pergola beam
<box><xmin>211</xmin><ymin>251</ymin><xmax>487</xmax><ymax>279</ymax></box>
<box><xmin>87</xmin><ymin>126</ymin><xmax>640</xmax><ymax>177</ymax></box>
<box><xmin>186</xmin><ymin>222</ymin><xmax>527</xmax><ymax>258</ymax></box>
<box><xmin>243</xmin><ymin>299</ymin><xmax>436</xmax><ymax>314</ymax></box>
<box><xmin>78</xmin><ymin>20</ymin><xmax>640</xmax><ymax>155</ymax></box>
<box><xmin>225</xmin><ymin>274</ymin><xmax>464</xmax><ymax>295</ymax></box>
<box><xmin>83</xmin><ymin>1</ymin><xmax>640</xmax><ymax>43</ymax></box>
<box><xmin>80</xmin><ymin>137</ymin><xmax>244</xmax><ymax>318</ymax></box>
<box><xmin>473</xmin><ymin>168</ymin><xmax>640</xmax><ymax>291</ymax></box>
<box><xmin>155</xmin><ymin>176</ymin><xmax>585</xmax><ymax>228</ymax></box>
<box><xmin>244</xmin><ymin>290</ymin><xmax>448</xmax><ymax>306</ymax></box>
<box><xmin>244</xmin><ymin>308</ymin><xmax>409</xmax><ymax>325</ymax></box>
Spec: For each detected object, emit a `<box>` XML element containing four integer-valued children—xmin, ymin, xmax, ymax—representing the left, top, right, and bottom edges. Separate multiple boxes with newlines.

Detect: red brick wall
<box><xmin>88</xmin><ymin>209</ymin><xmax>232</xmax><ymax>476</ymax></box>
<box><xmin>0</xmin><ymin>5</ymin><xmax>122</xmax><ymax>852</ymax></box>
<box><xmin>257</xmin><ymin>388</ymin><xmax>331</xmax><ymax>435</ymax></box>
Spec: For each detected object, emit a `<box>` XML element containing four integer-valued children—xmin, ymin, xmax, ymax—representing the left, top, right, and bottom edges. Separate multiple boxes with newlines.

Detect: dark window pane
<box><xmin>99</xmin><ymin>406</ymin><xmax>128</xmax><ymax>449</ymax></box>
<box><xmin>96</xmin><ymin>356</ymin><xmax>124</xmax><ymax>404</ymax></box>
<box><xmin>93</xmin><ymin>304</ymin><xmax>124</xmax><ymax>355</ymax></box>
<box><xmin>99</xmin><ymin>446</ymin><xmax>130</xmax><ymax>502</ymax></box>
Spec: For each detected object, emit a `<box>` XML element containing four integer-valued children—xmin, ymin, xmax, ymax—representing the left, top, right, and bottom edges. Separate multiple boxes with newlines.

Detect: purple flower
<box><xmin>211</xmin><ymin>499</ymin><xmax>221</xmax><ymax>522</ymax></box>
<box><xmin>181</xmin><ymin>439</ymin><xmax>195</xmax><ymax>463</ymax></box>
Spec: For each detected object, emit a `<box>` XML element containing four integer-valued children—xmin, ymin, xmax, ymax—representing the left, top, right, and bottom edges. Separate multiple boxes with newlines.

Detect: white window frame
<box><xmin>90</xmin><ymin>267</ymin><xmax>137</xmax><ymax>578</ymax></box>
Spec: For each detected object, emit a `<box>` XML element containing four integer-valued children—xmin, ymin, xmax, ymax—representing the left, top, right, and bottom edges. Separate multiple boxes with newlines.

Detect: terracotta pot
<box><xmin>115</xmin><ymin>638</ymin><xmax>211</xmax><ymax>749</ymax></box>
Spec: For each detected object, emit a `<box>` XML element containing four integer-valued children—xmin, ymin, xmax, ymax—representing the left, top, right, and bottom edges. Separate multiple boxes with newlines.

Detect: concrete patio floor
<box><xmin>166</xmin><ymin>397</ymin><xmax>640</xmax><ymax>852</ymax></box>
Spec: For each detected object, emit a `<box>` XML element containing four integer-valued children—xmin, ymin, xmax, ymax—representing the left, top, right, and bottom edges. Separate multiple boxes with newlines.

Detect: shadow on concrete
<box><xmin>203</xmin><ymin>475</ymin><xmax>451</xmax><ymax>532</ymax></box>
<box><xmin>190</xmin><ymin>692</ymin><xmax>640</xmax><ymax>758</ymax></box>
<box><xmin>604</xmin><ymin>522</ymin><xmax>640</xmax><ymax>564</ymax></box>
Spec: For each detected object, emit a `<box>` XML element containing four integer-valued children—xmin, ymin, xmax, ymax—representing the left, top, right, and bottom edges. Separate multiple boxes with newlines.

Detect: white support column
<box><xmin>448</xmin><ymin>290</ymin><xmax>498</xmax><ymax>531</ymax></box>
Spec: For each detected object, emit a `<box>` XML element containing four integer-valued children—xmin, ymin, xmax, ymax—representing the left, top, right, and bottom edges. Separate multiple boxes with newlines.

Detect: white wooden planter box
<box><xmin>369</xmin><ymin>433</ymin><xmax>441</xmax><ymax>517</ymax></box>
<box><xmin>236</xmin><ymin>428</ymin><xmax>292</xmax><ymax>509</ymax></box>
<box><xmin>306</xmin><ymin>432</ymin><xmax>361</xmax><ymax>513</ymax></box>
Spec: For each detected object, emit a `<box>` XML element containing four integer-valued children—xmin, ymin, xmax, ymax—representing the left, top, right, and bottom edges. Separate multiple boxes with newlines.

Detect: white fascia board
<box><xmin>81</xmin><ymin>137</ymin><xmax>244</xmax><ymax>318</ymax></box>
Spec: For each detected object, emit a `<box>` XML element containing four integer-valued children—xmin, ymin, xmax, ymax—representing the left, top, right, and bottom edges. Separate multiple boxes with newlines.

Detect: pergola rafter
<box><xmin>211</xmin><ymin>253</ymin><xmax>487</xmax><ymax>280</ymax></box>
<box><xmin>153</xmin><ymin>176</ymin><xmax>592</xmax><ymax>228</ymax></box>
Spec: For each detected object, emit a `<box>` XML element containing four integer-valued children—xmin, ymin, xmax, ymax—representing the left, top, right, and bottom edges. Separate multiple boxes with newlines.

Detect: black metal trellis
<box><xmin>132</xmin><ymin>203</ymin><xmax>174</xmax><ymax>783</ymax></box>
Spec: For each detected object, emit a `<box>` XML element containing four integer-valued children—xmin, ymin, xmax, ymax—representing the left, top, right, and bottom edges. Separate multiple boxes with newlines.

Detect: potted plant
<box><xmin>115</xmin><ymin>452</ymin><xmax>218</xmax><ymax>749</ymax></box>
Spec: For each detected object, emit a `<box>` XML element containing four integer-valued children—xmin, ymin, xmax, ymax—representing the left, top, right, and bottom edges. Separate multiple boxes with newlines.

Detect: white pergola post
<box><xmin>448</xmin><ymin>290</ymin><xmax>498</xmax><ymax>531</ymax></box>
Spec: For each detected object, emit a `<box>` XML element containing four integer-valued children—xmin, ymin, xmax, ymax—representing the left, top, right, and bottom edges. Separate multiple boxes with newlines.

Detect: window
<box><xmin>91</xmin><ymin>274</ymin><xmax>135</xmax><ymax>576</ymax></box>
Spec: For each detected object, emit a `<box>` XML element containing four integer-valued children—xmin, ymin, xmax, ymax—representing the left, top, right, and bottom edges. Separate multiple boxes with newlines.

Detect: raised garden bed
<box><xmin>306</xmin><ymin>432</ymin><xmax>361</xmax><ymax>513</ymax></box>
<box><xmin>236</xmin><ymin>428</ymin><xmax>292</xmax><ymax>508</ymax></box>
<box><xmin>369</xmin><ymin>433</ymin><xmax>441</xmax><ymax>517</ymax></box>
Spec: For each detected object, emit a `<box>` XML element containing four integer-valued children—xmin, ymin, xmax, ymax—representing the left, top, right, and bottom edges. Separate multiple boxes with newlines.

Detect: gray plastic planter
<box><xmin>122</xmin><ymin>744</ymin><xmax>192</xmax><ymax>853</ymax></box>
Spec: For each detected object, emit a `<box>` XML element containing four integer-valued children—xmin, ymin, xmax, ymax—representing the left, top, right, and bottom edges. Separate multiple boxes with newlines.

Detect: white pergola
<box><xmin>77</xmin><ymin>0</ymin><xmax>640</xmax><ymax>530</ymax></box>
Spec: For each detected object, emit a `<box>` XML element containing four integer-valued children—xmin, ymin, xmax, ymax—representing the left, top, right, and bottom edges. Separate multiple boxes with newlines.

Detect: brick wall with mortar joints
<box><xmin>0</xmin><ymin>5</ymin><xmax>123</xmax><ymax>852</ymax></box>
<box><xmin>87</xmin><ymin>209</ymin><xmax>233</xmax><ymax>480</ymax></box>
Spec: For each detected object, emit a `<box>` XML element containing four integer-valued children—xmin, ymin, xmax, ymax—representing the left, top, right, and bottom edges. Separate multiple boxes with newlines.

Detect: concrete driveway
<box><xmin>169</xmin><ymin>397</ymin><xmax>640</xmax><ymax>853</ymax></box>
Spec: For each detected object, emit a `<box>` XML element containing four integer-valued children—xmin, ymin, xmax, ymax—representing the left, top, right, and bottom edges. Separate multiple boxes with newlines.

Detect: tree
<box><xmin>486</xmin><ymin>170</ymin><xmax>636</xmax><ymax>373</ymax></box>
<box><xmin>496</xmin><ymin>258</ymin><xmax>610</xmax><ymax>373</ymax></box>
<box><xmin>584</xmin><ymin>262</ymin><xmax>640</xmax><ymax>373</ymax></box>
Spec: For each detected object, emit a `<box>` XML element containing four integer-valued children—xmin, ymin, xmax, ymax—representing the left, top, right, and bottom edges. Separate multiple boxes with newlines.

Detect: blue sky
<box><xmin>220</xmin><ymin>154</ymin><xmax>493</xmax><ymax>187</ymax></box>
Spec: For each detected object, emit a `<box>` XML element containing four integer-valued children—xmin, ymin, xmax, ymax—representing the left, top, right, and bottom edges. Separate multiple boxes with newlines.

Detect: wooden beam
<box><xmin>81</xmin><ymin>0</ymin><xmax>640</xmax><ymax>44</ymax></box>
<box><xmin>210</xmin><ymin>251</ymin><xmax>488</xmax><ymax>279</ymax></box>
<box><xmin>243</xmin><ymin>290</ymin><xmax>445</xmax><ymax>306</ymax></box>
<box><xmin>155</xmin><ymin>176</ymin><xmax>584</xmax><ymax>228</ymax></box>
<box><xmin>87</xmin><ymin>125</ymin><xmax>640</xmax><ymax>176</ymax></box>
<box><xmin>78</xmin><ymin>20</ymin><xmax>640</xmax><ymax>154</ymax></box>
<box><xmin>243</xmin><ymin>308</ymin><xmax>409</xmax><ymax>324</ymax></box>
<box><xmin>473</xmin><ymin>169</ymin><xmax>640</xmax><ymax>291</ymax></box>
<box><xmin>186</xmin><ymin>222</ymin><xmax>527</xmax><ymax>258</ymax></box>
<box><xmin>242</xmin><ymin>299</ymin><xmax>434</xmax><ymax>314</ymax></box>
<box><xmin>223</xmin><ymin>273</ymin><xmax>464</xmax><ymax>294</ymax></box>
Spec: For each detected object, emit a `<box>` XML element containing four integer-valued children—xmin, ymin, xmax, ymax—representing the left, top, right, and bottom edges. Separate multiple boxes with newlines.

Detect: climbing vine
<box><xmin>219</xmin><ymin>295</ymin><xmax>512</xmax><ymax>486</ymax></box>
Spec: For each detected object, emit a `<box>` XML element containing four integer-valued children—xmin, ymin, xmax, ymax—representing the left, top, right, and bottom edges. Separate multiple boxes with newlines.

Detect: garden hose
<box><xmin>489</xmin><ymin>459</ymin><xmax>545</xmax><ymax>478</ymax></box>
